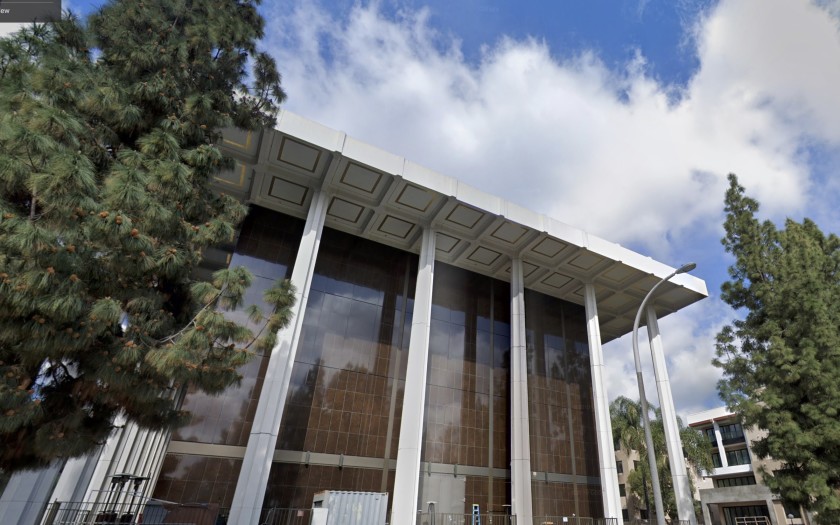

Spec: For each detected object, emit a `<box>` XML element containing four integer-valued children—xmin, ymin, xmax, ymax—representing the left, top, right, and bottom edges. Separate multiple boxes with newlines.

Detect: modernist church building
<box><xmin>0</xmin><ymin>111</ymin><xmax>707</xmax><ymax>525</ymax></box>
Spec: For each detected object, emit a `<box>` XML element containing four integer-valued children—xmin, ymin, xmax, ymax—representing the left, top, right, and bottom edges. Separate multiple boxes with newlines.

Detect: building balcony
<box><xmin>705</xmin><ymin>464</ymin><xmax>753</xmax><ymax>478</ymax></box>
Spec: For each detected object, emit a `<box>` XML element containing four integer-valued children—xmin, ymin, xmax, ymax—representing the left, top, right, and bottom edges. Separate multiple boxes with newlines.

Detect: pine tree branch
<box><xmin>29</xmin><ymin>189</ymin><xmax>36</xmax><ymax>220</ymax></box>
<box><xmin>157</xmin><ymin>285</ymin><xmax>225</xmax><ymax>345</ymax></box>
<box><xmin>237</xmin><ymin>312</ymin><xmax>272</xmax><ymax>353</ymax></box>
<box><xmin>0</xmin><ymin>0</ymin><xmax>289</xmax><ymax>472</ymax></box>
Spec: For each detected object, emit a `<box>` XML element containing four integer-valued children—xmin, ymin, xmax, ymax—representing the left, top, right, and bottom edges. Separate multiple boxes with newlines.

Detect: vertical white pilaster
<box><xmin>82</xmin><ymin>416</ymin><xmax>132</xmax><ymax>504</ymax></box>
<box><xmin>583</xmin><ymin>284</ymin><xmax>623</xmax><ymax>519</ymax></box>
<box><xmin>390</xmin><ymin>228</ymin><xmax>436</xmax><ymax>525</ymax></box>
<box><xmin>646</xmin><ymin>306</ymin><xmax>695</xmax><ymax>525</ymax></box>
<box><xmin>0</xmin><ymin>461</ymin><xmax>63</xmax><ymax>525</ymax></box>
<box><xmin>229</xmin><ymin>190</ymin><xmax>329</xmax><ymax>525</ymax></box>
<box><xmin>712</xmin><ymin>421</ymin><xmax>728</xmax><ymax>467</ymax></box>
<box><xmin>50</xmin><ymin>453</ymin><xmax>100</xmax><ymax>504</ymax></box>
<box><xmin>510</xmin><ymin>258</ymin><xmax>533</xmax><ymax>524</ymax></box>
<box><xmin>49</xmin><ymin>415</ymin><xmax>172</xmax><ymax>508</ymax></box>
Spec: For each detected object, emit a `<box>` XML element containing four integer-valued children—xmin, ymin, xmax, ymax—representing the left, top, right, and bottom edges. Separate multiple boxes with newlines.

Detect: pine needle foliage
<box><xmin>715</xmin><ymin>174</ymin><xmax>840</xmax><ymax>524</ymax></box>
<box><xmin>0</xmin><ymin>2</ymin><xmax>293</xmax><ymax>471</ymax></box>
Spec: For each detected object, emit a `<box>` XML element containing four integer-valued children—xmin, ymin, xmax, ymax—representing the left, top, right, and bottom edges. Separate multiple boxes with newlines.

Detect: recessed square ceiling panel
<box><xmin>491</xmin><ymin>221</ymin><xmax>528</xmax><ymax>245</ymax></box>
<box><xmin>268</xmin><ymin>177</ymin><xmax>308</xmax><ymax>206</ymax></box>
<box><xmin>523</xmin><ymin>262</ymin><xmax>539</xmax><ymax>277</ymax></box>
<box><xmin>518</xmin><ymin>262</ymin><xmax>540</xmax><ymax>278</ymax></box>
<box><xmin>277</xmin><ymin>136</ymin><xmax>321</xmax><ymax>173</ymax></box>
<box><xmin>379</xmin><ymin>215</ymin><xmax>415</xmax><ymax>239</ymax></box>
<box><xmin>541</xmin><ymin>272</ymin><xmax>573</xmax><ymax>290</ymax></box>
<box><xmin>601</xmin><ymin>264</ymin><xmax>638</xmax><ymax>285</ymax></box>
<box><xmin>445</xmin><ymin>204</ymin><xmax>484</xmax><ymax>229</ymax></box>
<box><xmin>214</xmin><ymin>163</ymin><xmax>247</xmax><ymax>189</ymax></box>
<box><xmin>396</xmin><ymin>184</ymin><xmax>434</xmax><ymax>212</ymax></box>
<box><xmin>222</xmin><ymin>129</ymin><xmax>253</xmax><ymax>150</ymax></box>
<box><xmin>600</xmin><ymin>316</ymin><xmax>628</xmax><ymax>336</ymax></box>
<box><xmin>531</xmin><ymin>237</ymin><xmax>567</xmax><ymax>259</ymax></box>
<box><xmin>435</xmin><ymin>233</ymin><xmax>460</xmax><ymax>253</ymax></box>
<box><xmin>467</xmin><ymin>246</ymin><xmax>502</xmax><ymax>266</ymax></box>
<box><xmin>503</xmin><ymin>262</ymin><xmax>539</xmax><ymax>279</ymax></box>
<box><xmin>568</xmin><ymin>251</ymin><xmax>602</xmax><ymax>272</ymax></box>
<box><xmin>327</xmin><ymin>197</ymin><xmax>365</xmax><ymax>224</ymax></box>
<box><xmin>340</xmin><ymin>162</ymin><xmax>383</xmax><ymax>194</ymax></box>
<box><xmin>598</xmin><ymin>293</ymin><xmax>638</xmax><ymax>313</ymax></box>
<box><xmin>655</xmin><ymin>286</ymin><xmax>686</xmax><ymax>308</ymax></box>
<box><xmin>630</xmin><ymin>275</ymin><xmax>660</xmax><ymax>295</ymax></box>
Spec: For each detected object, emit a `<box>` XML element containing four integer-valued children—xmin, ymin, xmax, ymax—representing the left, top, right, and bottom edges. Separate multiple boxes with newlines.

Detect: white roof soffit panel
<box><xmin>219</xmin><ymin>110</ymin><xmax>709</xmax><ymax>343</ymax></box>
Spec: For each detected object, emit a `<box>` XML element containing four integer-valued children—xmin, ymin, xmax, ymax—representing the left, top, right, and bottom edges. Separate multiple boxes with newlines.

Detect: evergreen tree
<box><xmin>611</xmin><ymin>396</ymin><xmax>713</xmax><ymax>521</ymax></box>
<box><xmin>0</xmin><ymin>1</ymin><xmax>293</xmax><ymax>471</ymax></box>
<box><xmin>715</xmin><ymin>174</ymin><xmax>840</xmax><ymax>524</ymax></box>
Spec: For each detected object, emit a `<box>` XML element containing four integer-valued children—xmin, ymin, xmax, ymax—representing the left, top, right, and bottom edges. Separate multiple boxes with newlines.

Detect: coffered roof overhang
<box><xmin>216</xmin><ymin>111</ymin><xmax>708</xmax><ymax>343</ymax></box>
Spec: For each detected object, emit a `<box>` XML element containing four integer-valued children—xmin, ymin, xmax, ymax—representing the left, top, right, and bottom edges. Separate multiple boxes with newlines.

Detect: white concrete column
<box><xmin>0</xmin><ymin>461</ymin><xmax>63</xmax><ymax>525</ymax></box>
<box><xmin>646</xmin><ymin>306</ymin><xmax>695</xmax><ymax>525</ymax></box>
<box><xmin>510</xmin><ymin>258</ymin><xmax>534</xmax><ymax>524</ymax></box>
<box><xmin>50</xmin><ymin>452</ymin><xmax>101</xmax><ymax>504</ymax></box>
<box><xmin>712</xmin><ymin>421</ymin><xmax>728</xmax><ymax>467</ymax></box>
<box><xmin>122</xmin><ymin>426</ymin><xmax>170</xmax><ymax>498</ymax></box>
<box><xmin>43</xmin><ymin>417</ymin><xmax>172</xmax><ymax>525</ymax></box>
<box><xmin>145</xmin><ymin>429</ymin><xmax>172</xmax><ymax>499</ymax></box>
<box><xmin>583</xmin><ymin>284</ymin><xmax>623</xmax><ymax>519</ymax></box>
<box><xmin>229</xmin><ymin>190</ymin><xmax>329</xmax><ymax>524</ymax></box>
<box><xmin>390</xmin><ymin>227</ymin><xmax>436</xmax><ymax>525</ymax></box>
<box><xmin>82</xmin><ymin>416</ymin><xmax>133</xmax><ymax>504</ymax></box>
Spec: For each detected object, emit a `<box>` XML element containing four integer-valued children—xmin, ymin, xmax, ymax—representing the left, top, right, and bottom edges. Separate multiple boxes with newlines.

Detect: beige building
<box><xmin>687</xmin><ymin>407</ymin><xmax>810</xmax><ymax>525</ymax></box>
<box><xmin>614</xmin><ymin>446</ymin><xmax>646</xmax><ymax>523</ymax></box>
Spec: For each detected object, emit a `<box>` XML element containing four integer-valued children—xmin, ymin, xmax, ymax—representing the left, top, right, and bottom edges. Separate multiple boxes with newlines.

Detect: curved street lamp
<box><xmin>631</xmin><ymin>262</ymin><xmax>696</xmax><ymax>525</ymax></box>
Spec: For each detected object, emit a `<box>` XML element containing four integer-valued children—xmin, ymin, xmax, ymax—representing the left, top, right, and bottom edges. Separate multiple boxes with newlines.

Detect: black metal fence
<box><xmin>43</xmin><ymin>500</ymin><xmax>621</xmax><ymax>525</ymax></box>
<box><xmin>42</xmin><ymin>499</ymin><xmax>220</xmax><ymax>525</ymax></box>
<box><xmin>416</xmin><ymin>513</ymin><xmax>517</xmax><ymax>525</ymax></box>
<box><xmin>534</xmin><ymin>518</ymin><xmax>619</xmax><ymax>525</ymax></box>
<box><xmin>257</xmin><ymin>507</ymin><xmax>314</xmax><ymax>525</ymax></box>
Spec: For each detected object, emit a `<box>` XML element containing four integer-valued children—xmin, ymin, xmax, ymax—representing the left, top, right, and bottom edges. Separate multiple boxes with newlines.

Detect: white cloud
<box><xmin>262</xmin><ymin>0</ymin><xmax>840</xmax><ymax>412</ymax></box>
<box><xmin>0</xmin><ymin>23</ymin><xmax>24</xmax><ymax>39</ymax></box>
<box><xmin>689</xmin><ymin>0</ymin><xmax>840</xmax><ymax>212</ymax></box>
<box><xmin>264</xmin><ymin>0</ymin><xmax>840</xmax><ymax>249</ymax></box>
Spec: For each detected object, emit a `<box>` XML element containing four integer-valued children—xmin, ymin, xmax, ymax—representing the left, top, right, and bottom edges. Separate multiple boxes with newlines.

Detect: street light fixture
<box><xmin>631</xmin><ymin>262</ymin><xmax>696</xmax><ymax>525</ymax></box>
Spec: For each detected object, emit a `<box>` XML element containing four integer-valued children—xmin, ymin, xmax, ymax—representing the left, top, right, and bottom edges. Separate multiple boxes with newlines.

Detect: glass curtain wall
<box><xmin>525</xmin><ymin>289</ymin><xmax>603</xmax><ymax>518</ymax></box>
<box><xmin>420</xmin><ymin>262</ymin><xmax>512</xmax><ymax>515</ymax></box>
<box><xmin>152</xmin><ymin>206</ymin><xmax>304</xmax><ymax>507</ymax></box>
<box><xmin>263</xmin><ymin>226</ymin><xmax>417</xmax><ymax>510</ymax></box>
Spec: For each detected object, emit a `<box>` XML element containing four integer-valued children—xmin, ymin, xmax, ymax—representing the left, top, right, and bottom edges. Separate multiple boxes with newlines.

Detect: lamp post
<box><xmin>631</xmin><ymin>262</ymin><xmax>696</xmax><ymax>525</ymax></box>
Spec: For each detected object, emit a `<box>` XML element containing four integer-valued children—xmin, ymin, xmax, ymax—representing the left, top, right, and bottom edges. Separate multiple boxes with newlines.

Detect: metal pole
<box><xmin>631</xmin><ymin>263</ymin><xmax>696</xmax><ymax>525</ymax></box>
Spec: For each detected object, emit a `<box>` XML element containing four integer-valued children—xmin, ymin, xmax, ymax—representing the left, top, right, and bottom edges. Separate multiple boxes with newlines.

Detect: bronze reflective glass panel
<box><xmin>263</xmin><ymin>464</ymin><xmax>394</xmax><ymax>511</ymax></box>
<box><xmin>153</xmin><ymin>455</ymin><xmax>243</xmax><ymax>509</ymax></box>
<box><xmin>171</xmin><ymin>206</ymin><xmax>304</xmax><ymax>446</ymax></box>
<box><xmin>525</xmin><ymin>289</ymin><xmax>603</xmax><ymax>517</ymax></box>
<box><xmin>264</xmin><ymin>227</ymin><xmax>417</xmax><ymax>508</ymax></box>
<box><xmin>152</xmin><ymin>207</ymin><xmax>304</xmax><ymax>509</ymax></box>
<box><xmin>420</xmin><ymin>263</ymin><xmax>512</xmax><ymax>514</ymax></box>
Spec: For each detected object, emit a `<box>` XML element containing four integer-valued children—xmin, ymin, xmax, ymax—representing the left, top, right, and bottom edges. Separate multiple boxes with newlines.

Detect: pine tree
<box><xmin>611</xmin><ymin>396</ymin><xmax>713</xmax><ymax>521</ymax></box>
<box><xmin>0</xmin><ymin>1</ymin><xmax>293</xmax><ymax>471</ymax></box>
<box><xmin>715</xmin><ymin>174</ymin><xmax>840</xmax><ymax>524</ymax></box>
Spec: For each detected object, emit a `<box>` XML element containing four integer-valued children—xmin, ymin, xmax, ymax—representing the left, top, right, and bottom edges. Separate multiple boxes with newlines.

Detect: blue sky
<box><xmin>373</xmin><ymin>0</ymin><xmax>709</xmax><ymax>86</ymax></box>
<box><xmin>5</xmin><ymin>0</ymin><xmax>840</xmax><ymax>417</ymax></box>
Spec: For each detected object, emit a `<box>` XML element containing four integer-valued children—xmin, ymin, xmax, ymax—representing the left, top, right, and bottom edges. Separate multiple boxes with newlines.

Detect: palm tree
<box><xmin>611</xmin><ymin>396</ymin><xmax>714</xmax><ymax>522</ymax></box>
